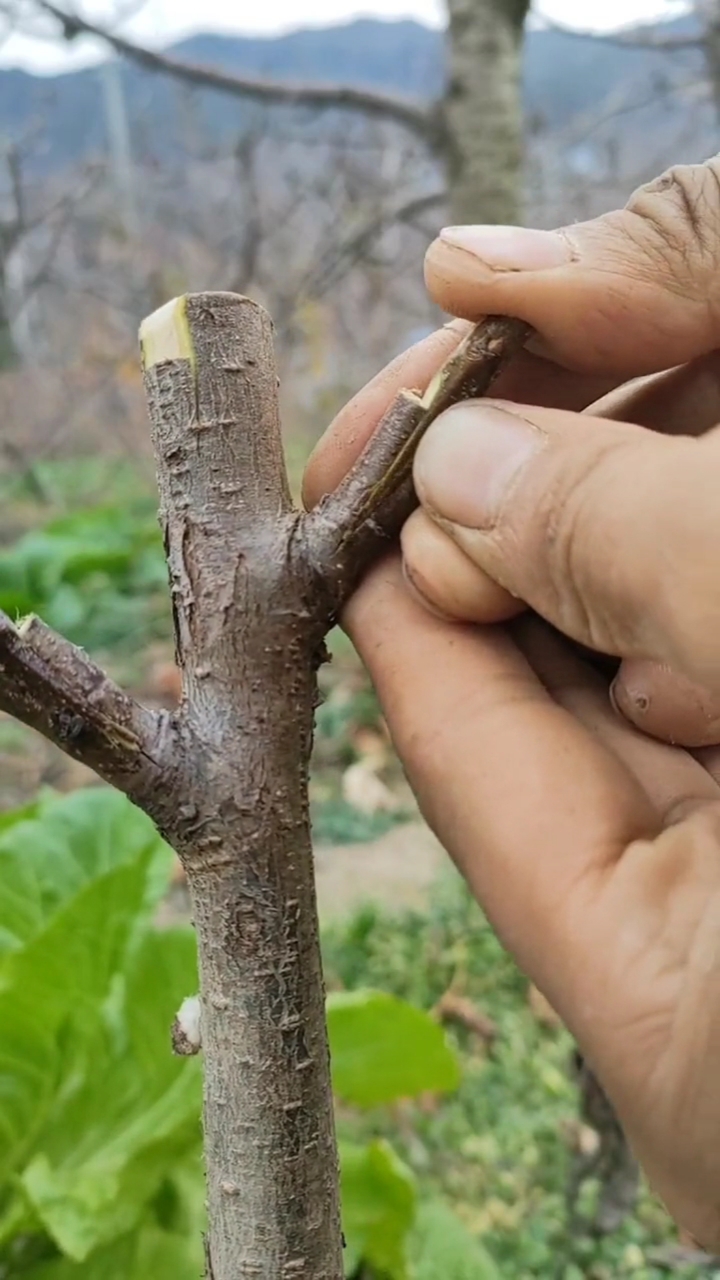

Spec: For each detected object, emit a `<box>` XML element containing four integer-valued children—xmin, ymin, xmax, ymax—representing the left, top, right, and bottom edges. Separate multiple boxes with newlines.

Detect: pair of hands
<box><xmin>304</xmin><ymin>158</ymin><xmax>720</xmax><ymax>1250</ymax></box>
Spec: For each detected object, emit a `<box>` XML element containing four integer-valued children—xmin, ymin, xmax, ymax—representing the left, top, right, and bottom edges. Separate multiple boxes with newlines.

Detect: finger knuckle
<box><xmin>624</xmin><ymin>159</ymin><xmax>720</xmax><ymax>283</ymax></box>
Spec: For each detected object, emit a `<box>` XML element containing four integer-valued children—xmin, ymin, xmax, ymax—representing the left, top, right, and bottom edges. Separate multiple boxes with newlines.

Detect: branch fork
<box><xmin>0</xmin><ymin>291</ymin><xmax>529</xmax><ymax>1280</ymax></box>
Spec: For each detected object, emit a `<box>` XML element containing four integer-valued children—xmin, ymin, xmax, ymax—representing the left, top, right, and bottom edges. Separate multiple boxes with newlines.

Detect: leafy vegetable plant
<box><xmin>0</xmin><ymin>787</ymin><xmax>477</xmax><ymax>1279</ymax></box>
<box><xmin>0</xmin><ymin>504</ymin><xmax>169</xmax><ymax>651</ymax></box>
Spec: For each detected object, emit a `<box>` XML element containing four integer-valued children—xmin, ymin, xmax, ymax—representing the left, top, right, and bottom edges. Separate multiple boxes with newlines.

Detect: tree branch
<box><xmin>35</xmin><ymin>0</ymin><xmax>435</xmax><ymax>143</ymax></box>
<box><xmin>297</xmin><ymin>190</ymin><xmax>445</xmax><ymax>303</ymax></box>
<box><xmin>140</xmin><ymin>292</ymin><xmax>343</xmax><ymax>1280</ymax></box>
<box><xmin>304</xmin><ymin>314</ymin><xmax>532</xmax><ymax>611</ymax></box>
<box><xmin>0</xmin><ymin>610</ymin><xmax>175</xmax><ymax>806</ymax></box>
<box><xmin>0</xmin><ymin>292</ymin><xmax>533</xmax><ymax>1277</ymax></box>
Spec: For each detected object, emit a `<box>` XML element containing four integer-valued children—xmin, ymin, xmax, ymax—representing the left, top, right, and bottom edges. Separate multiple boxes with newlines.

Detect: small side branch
<box><xmin>0</xmin><ymin>610</ymin><xmax>171</xmax><ymax>802</ymax></box>
<box><xmin>305</xmin><ymin>315</ymin><xmax>531</xmax><ymax>611</ymax></box>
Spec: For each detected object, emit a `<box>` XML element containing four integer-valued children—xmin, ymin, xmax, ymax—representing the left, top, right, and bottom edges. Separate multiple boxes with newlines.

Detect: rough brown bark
<box><xmin>0</xmin><ymin>295</ymin><xmax>530</xmax><ymax>1279</ymax></box>
<box><xmin>443</xmin><ymin>0</ymin><xmax>531</xmax><ymax>225</ymax></box>
<box><xmin>140</xmin><ymin>294</ymin><xmax>342</xmax><ymax>1279</ymax></box>
<box><xmin>0</xmin><ymin>612</ymin><xmax>178</xmax><ymax>814</ymax></box>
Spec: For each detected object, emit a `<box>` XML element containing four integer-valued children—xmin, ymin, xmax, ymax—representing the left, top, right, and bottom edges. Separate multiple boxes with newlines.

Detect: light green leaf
<box><xmin>0</xmin><ymin>840</ymin><xmax>43</xmax><ymax>956</ymax></box>
<box><xmin>327</xmin><ymin>990</ymin><xmax>461</xmax><ymax>1107</ymax></box>
<box><xmin>409</xmin><ymin>1201</ymin><xmax>501</xmax><ymax>1280</ymax></box>
<box><xmin>18</xmin><ymin>930</ymin><xmax>202</xmax><ymax>1260</ymax></box>
<box><xmin>0</xmin><ymin>995</ymin><xmax>59</xmax><ymax>1188</ymax></box>
<box><xmin>340</xmin><ymin>1138</ymin><xmax>416</xmax><ymax>1280</ymax></box>
<box><xmin>135</xmin><ymin>1225</ymin><xmax>204</xmax><ymax>1278</ymax></box>
<box><xmin>21</xmin><ymin>1236</ymin><xmax>135</xmax><ymax>1280</ymax></box>
<box><xmin>0</xmin><ymin>857</ymin><xmax>151</xmax><ymax>1184</ymax></box>
<box><xmin>21</xmin><ymin>1225</ymin><xmax>203</xmax><ymax>1280</ymax></box>
<box><xmin>0</xmin><ymin>796</ymin><xmax>40</xmax><ymax>834</ymax></box>
<box><xmin>22</xmin><ymin>1103</ymin><xmax>200</xmax><ymax>1264</ymax></box>
<box><xmin>0</xmin><ymin>859</ymin><xmax>151</xmax><ymax>1016</ymax></box>
<box><xmin>0</xmin><ymin>788</ymin><xmax>173</xmax><ymax>957</ymax></box>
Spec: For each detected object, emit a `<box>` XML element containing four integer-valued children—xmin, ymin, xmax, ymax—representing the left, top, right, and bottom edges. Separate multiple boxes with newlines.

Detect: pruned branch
<box><xmin>35</xmin><ymin>0</ymin><xmax>436</xmax><ymax>143</ymax></box>
<box><xmin>0</xmin><ymin>610</ymin><xmax>176</xmax><ymax>805</ymax></box>
<box><xmin>304</xmin><ymin>315</ymin><xmax>532</xmax><ymax>611</ymax></box>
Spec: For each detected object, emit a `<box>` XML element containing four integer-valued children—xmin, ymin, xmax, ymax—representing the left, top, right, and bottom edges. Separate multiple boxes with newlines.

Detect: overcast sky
<box><xmin>1</xmin><ymin>0</ymin><xmax>689</xmax><ymax>73</ymax></box>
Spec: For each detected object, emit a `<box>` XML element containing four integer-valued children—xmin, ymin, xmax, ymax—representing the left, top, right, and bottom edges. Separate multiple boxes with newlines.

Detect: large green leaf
<box><xmin>409</xmin><ymin>1201</ymin><xmax>501</xmax><ymax>1280</ymax></box>
<box><xmin>21</xmin><ymin>1102</ymin><xmax>200</xmax><ymax>1263</ymax></box>
<box><xmin>0</xmin><ymin>851</ymin><xmax>153</xmax><ymax>1181</ymax></box>
<box><xmin>18</xmin><ymin>930</ymin><xmax>202</xmax><ymax>1261</ymax></box>
<box><xmin>0</xmin><ymin>789</ymin><xmax>173</xmax><ymax>965</ymax></box>
<box><xmin>327</xmin><ymin>990</ymin><xmax>461</xmax><ymax>1107</ymax></box>
<box><xmin>21</xmin><ymin>1225</ymin><xmax>204</xmax><ymax>1280</ymax></box>
<box><xmin>340</xmin><ymin>1138</ymin><xmax>416</xmax><ymax>1280</ymax></box>
<box><xmin>20</xmin><ymin>1235</ymin><xmax>135</xmax><ymax>1280</ymax></box>
<box><xmin>2</xmin><ymin>788</ymin><xmax>172</xmax><ymax>921</ymax></box>
<box><xmin>0</xmin><ymin>838</ymin><xmax>44</xmax><ymax>956</ymax></box>
<box><xmin>0</xmin><ymin>995</ymin><xmax>59</xmax><ymax>1190</ymax></box>
<box><xmin>0</xmin><ymin>797</ymin><xmax>40</xmax><ymax>835</ymax></box>
<box><xmin>0</xmin><ymin>788</ymin><xmax>199</xmax><ymax>1266</ymax></box>
<box><xmin>0</xmin><ymin>859</ymin><xmax>151</xmax><ymax>1016</ymax></box>
<box><xmin>135</xmin><ymin>1225</ymin><xmax>204</xmax><ymax>1278</ymax></box>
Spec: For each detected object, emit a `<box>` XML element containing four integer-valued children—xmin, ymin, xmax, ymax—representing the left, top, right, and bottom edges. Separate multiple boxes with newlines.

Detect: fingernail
<box><xmin>609</xmin><ymin>675</ymin><xmax>649</xmax><ymax>722</ymax></box>
<box><xmin>439</xmin><ymin>225</ymin><xmax>572</xmax><ymax>272</ymax></box>
<box><xmin>415</xmin><ymin>404</ymin><xmax>544</xmax><ymax>530</ymax></box>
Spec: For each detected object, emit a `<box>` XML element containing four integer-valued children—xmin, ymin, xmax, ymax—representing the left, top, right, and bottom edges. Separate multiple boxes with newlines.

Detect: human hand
<box><xmin>303</xmin><ymin>159</ymin><xmax>720</xmax><ymax>1248</ymax></box>
<box><xmin>312</xmin><ymin>160</ymin><xmax>720</xmax><ymax>748</ymax></box>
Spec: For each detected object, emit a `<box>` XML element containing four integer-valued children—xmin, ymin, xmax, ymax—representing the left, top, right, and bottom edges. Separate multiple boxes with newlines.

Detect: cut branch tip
<box><xmin>140</xmin><ymin>295</ymin><xmax>195</xmax><ymax>370</ymax></box>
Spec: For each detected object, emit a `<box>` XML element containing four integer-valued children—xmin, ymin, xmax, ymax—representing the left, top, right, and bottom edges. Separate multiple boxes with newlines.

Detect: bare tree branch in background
<box><xmin>541</xmin><ymin>3</ymin><xmax>720</xmax><ymax>126</ymax></box>
<box><xmin>2</xmin><ymin>0</ymin><xmax>537</xmax><ymax>224</ymax></box>
<box><xmin>22</xmin><ymin>0</ymin><xmax>438</xmax><ymax>144</ymax></box>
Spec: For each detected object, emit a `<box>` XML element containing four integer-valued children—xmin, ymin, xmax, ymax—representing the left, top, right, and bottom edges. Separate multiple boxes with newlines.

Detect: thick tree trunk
<box><xmin>443</xmin><ymin>0</ymin><xmax>530</xmax><ymax>225</ymax></box>
<box><xmin>141</xmin><ymin>295</ymin><xmax>343</xmax><ymax>1279</ymax></box>
<box><xmin>0</xmin><ymin>295</ymin><xmax>529</xmax><ymax>1280</ymax></box>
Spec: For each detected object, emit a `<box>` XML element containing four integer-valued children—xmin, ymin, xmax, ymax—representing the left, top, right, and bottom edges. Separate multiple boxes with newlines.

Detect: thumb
<box><xmin>425</xmin><ymin>159</ymin><xmax>720</xmax><ymax>377</ymax></box>
<box><xmin>413</xmin><ymin>401</ymin><xmax>720</xmax><ymax>688</ymax></box>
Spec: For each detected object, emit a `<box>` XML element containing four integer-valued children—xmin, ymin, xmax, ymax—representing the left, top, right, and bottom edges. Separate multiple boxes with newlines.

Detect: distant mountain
<box><xmin>0</xmin><ymin>16</ymin><xmax>708</xmax><ymax>171</ymax></box>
